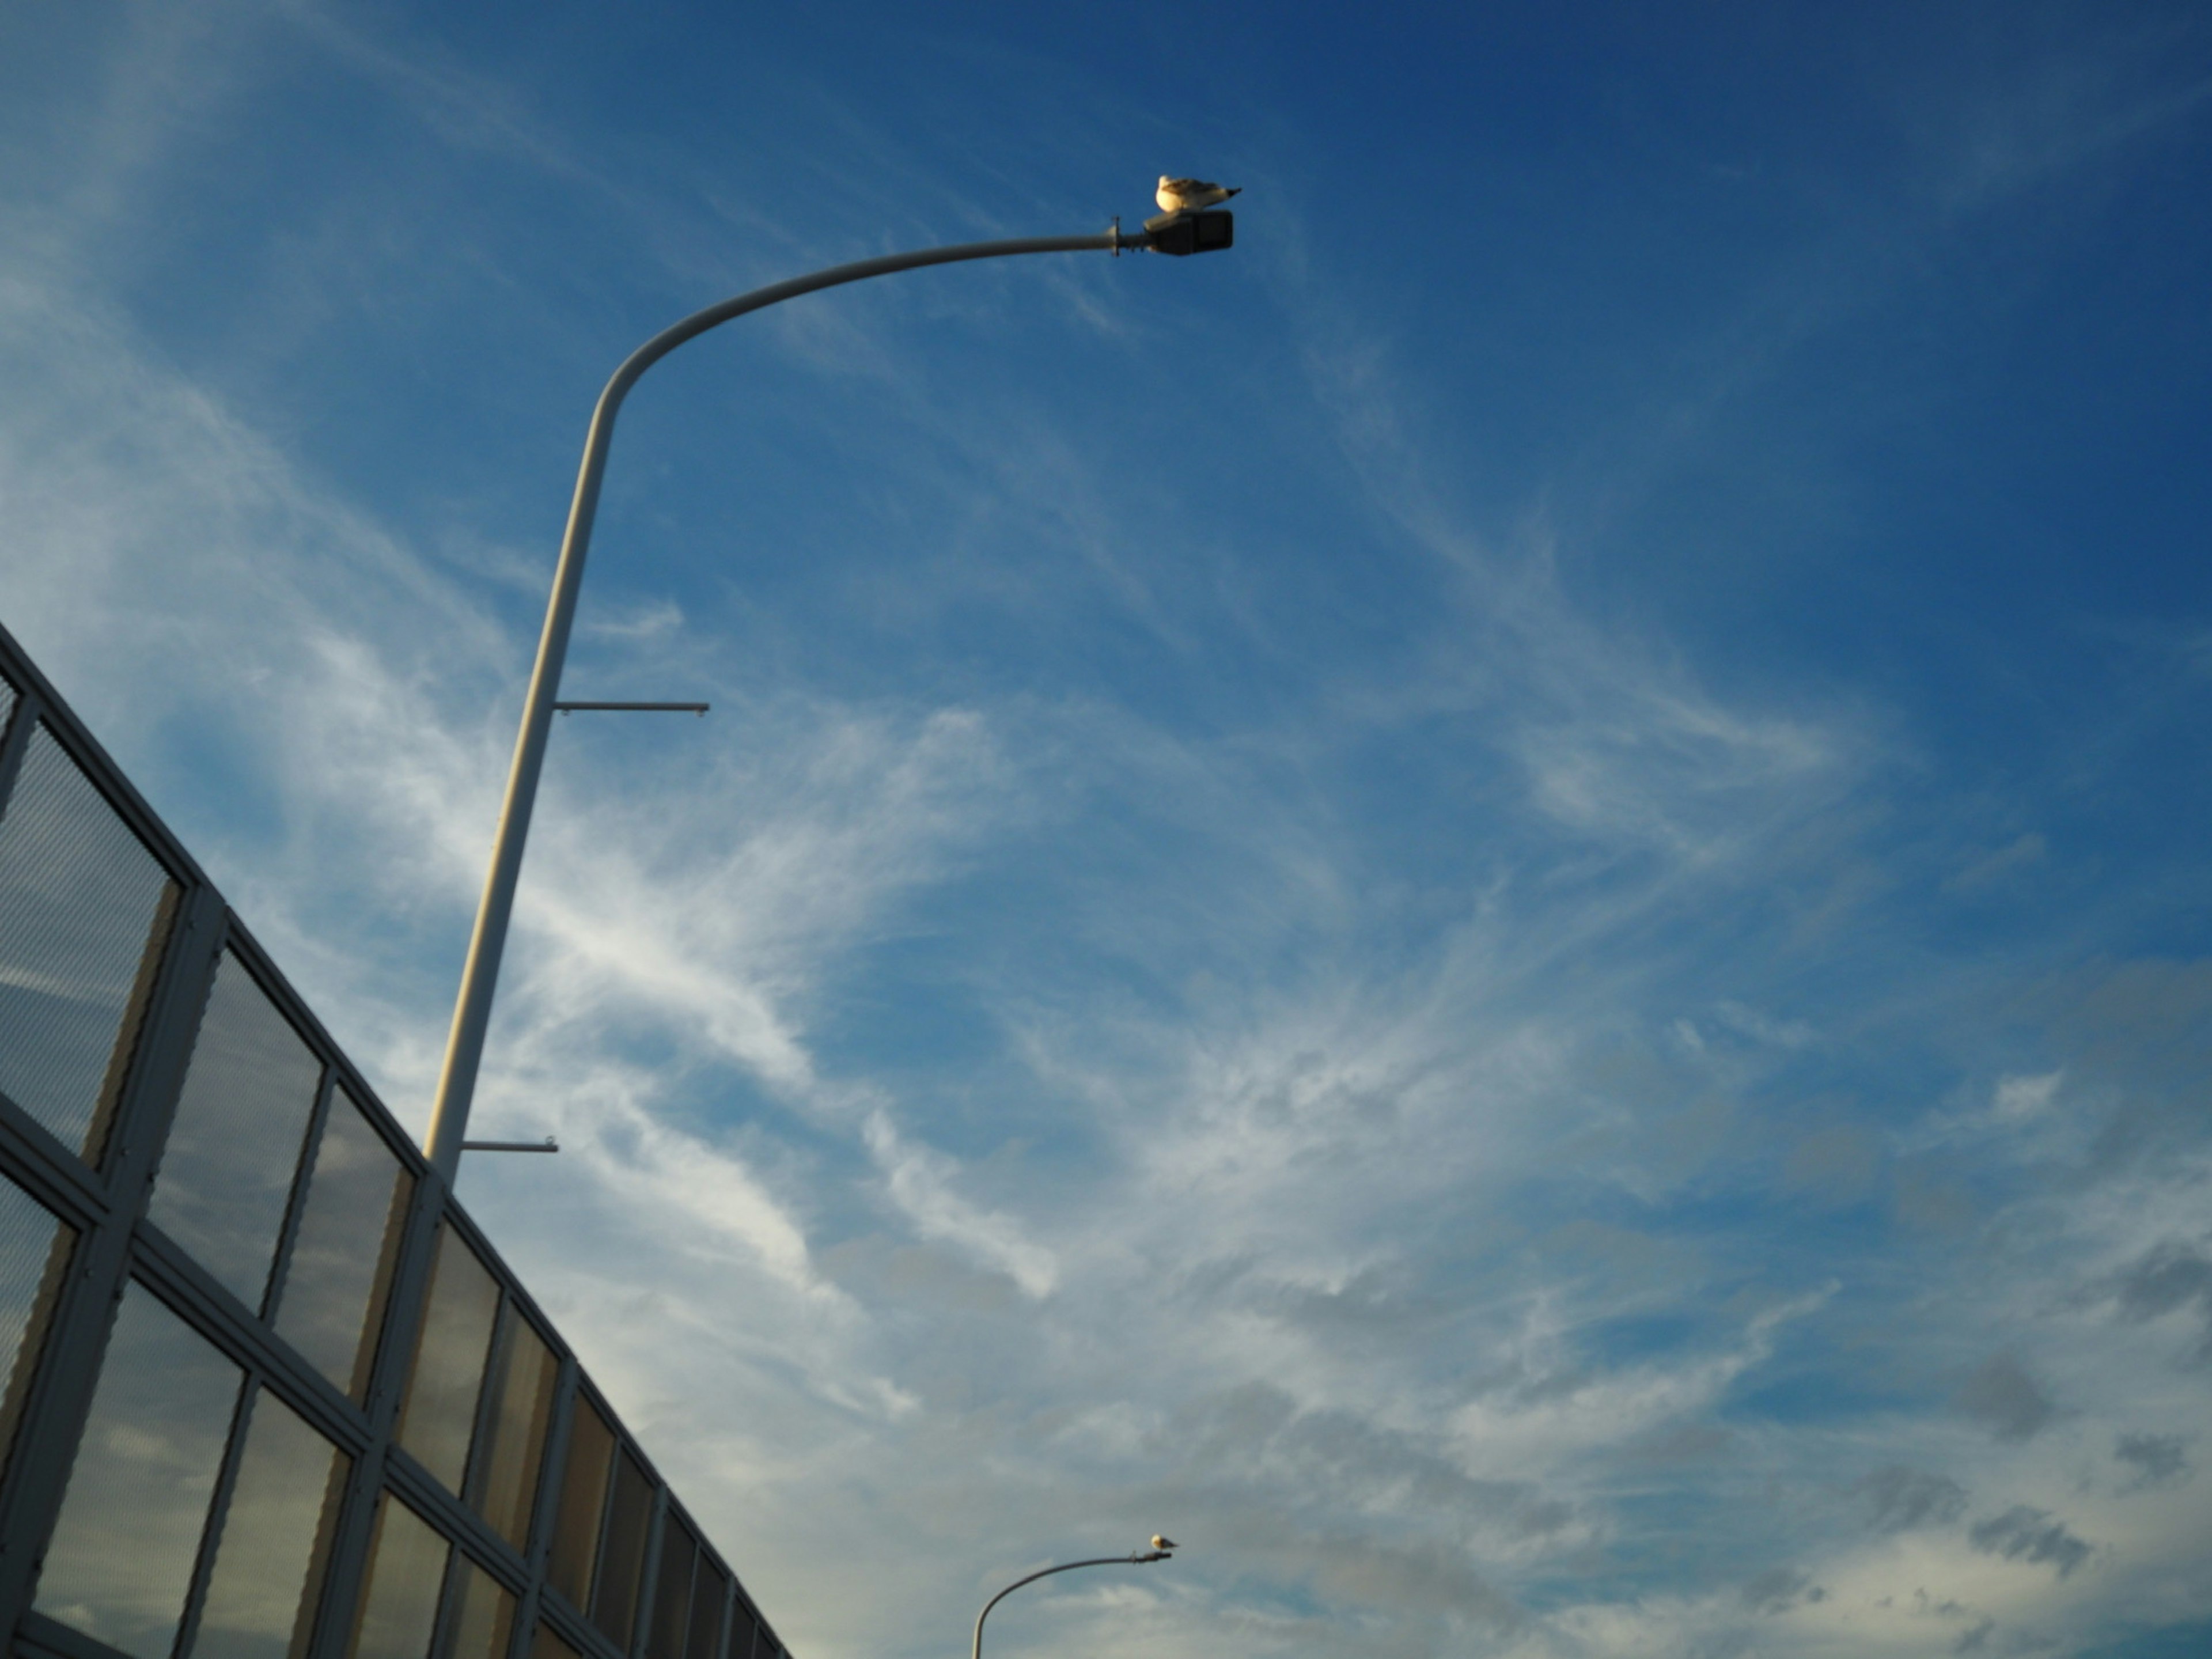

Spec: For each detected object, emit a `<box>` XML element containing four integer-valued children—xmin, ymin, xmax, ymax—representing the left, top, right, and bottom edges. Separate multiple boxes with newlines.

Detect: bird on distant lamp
<box><xmin>1156</xmin><ymin>176</ymin><xmax>1240</xmax><ymax>213</ymax></box>
<box><xmin>1152</xmin><ymin>1535</ymin><xmax>1178</xmax><ymax>1552</ymax></box>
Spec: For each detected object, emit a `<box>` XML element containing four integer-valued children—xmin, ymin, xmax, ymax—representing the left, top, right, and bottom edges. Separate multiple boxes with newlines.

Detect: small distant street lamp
<box><xmin>420</xmin><ymin>196</ymin><xmax>1235</xmax><ymax>1183</ymax></box>
<box><xmin>972</xmin><ymin>1541</ymin><xmax>1177</xmax><ymax>1659</ymax></box>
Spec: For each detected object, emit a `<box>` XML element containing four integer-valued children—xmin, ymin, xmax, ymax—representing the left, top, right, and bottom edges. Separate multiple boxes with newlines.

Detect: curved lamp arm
<box><xmin>423</xmin><ymin>224</ymin><xmax>1154</xmax><ymax>1181</ymax></box>
<box><xmin>973</xmin><ymin>1551</ymin><xmax>1172</xmax><ymax>1659</ymax></box>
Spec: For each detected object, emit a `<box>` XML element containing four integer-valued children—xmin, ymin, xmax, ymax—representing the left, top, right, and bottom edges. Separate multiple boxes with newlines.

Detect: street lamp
<box><xmin>972</xmin><ymin>1543</ymin><xmax>1177</xmax><ymax>1659</ymax></box>
<box><xmin>421</xmin><ymin>202</ymin><xmax>1235</xmax><ymax>1183</ymax></box>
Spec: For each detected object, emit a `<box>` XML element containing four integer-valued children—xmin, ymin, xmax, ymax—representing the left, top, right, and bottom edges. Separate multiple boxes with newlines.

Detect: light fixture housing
<box><xmin>1144</xmin><ymin>209</ymin><xmax>1234</xmax><ymax>256</ymax></box>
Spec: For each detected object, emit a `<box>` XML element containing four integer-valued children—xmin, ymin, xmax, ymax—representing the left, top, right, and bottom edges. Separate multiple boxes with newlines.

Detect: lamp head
<box><xmin>1141</xmin><ymin>211</ymin><xmax>1233</xmax><ymax>256</ymax></box>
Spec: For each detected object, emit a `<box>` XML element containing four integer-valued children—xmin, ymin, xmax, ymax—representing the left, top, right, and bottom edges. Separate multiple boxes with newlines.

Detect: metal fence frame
<box><xmin>0</xmin><ymin>617</ymin><xmax>786</xmax><ymax>1659</ymax></box>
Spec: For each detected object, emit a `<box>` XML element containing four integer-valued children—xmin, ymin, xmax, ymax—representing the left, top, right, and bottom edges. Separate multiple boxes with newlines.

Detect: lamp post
<box><xmin>421</xmin><ymin>206</ymin><xmax>1236</xmax><ymax>1183</ymax></box>
<box><xmin>972</xmin><ymin>1546</ymin><xmax>1175</xmax><ymax>1659</ymax></box>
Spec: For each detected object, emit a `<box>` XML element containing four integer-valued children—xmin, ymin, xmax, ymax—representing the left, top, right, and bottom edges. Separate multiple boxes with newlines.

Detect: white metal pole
<box><xmin>972</xmin><ymin>1552</ymin><xmax>1171</xmax><ymax>1659</ymax></box>
<box><xmin>423</xmin><ymin>226</ymin><xmax>1150</xmax><ymax>1183</ymax></box>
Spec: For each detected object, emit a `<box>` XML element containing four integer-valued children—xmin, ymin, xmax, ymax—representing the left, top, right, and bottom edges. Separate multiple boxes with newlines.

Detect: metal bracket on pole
<box><xmin>459</xmin><ymin>1137</ymin><xmax>560</xmax><ymax>1153</ymax></box>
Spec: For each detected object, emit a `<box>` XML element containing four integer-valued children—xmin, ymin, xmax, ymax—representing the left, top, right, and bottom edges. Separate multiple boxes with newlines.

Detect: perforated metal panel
<box><xmin>346</xmin><ymin>1495</ymin><xmax>447</xmax><ymax>1659</ymax></box>
<box><xmin>647</xmin><ymin>1516</ymin><xmax>699</xmax><ymax>1659</ymax></box>
<box><xmin>592</xmin><ymin>1450</ymin><xmax>654</xmax><ymax>1648</ymax></box>
<box><xmin>193</xmin><ymin>1389</ymin><xmax>349</xmax><ymax>1659</ymax></box>
<box><xmin>686</xmin><ymin>1560</ymin><xmax>728</xmax><ymax>1659</ymax></box>
<box><xmin>0</xmin><ymin>725</ymin><xmax>177</xmax><ymax>1161</ymax></box>
<box><xmin>477</xmin><ymin>1310</ymin><xmax>559</xmax><ymax>1550</ymax></box>
<box><xmin>274</xmin><ymin>1090</ymin><xmax>410</xmax><ymax>1401</ymax></box>
<box><xmin>396</xmin><ymin>1225</ymin><xmax>501</xmax><ymax>1493</ymax></box>
<box><xmin>34</xmin><ymin>1283</ymin><xmax>245</xmax><ymax>1659</ymax></box>
<box><xmin>147</xmin><ymin>952</ymin><xmax>323</xmax><ymax>1311</ymax></box>
<box><xmin>446</xmin><ymin>1558</ymin><xmax>515</xmax><ymax>1659</ymax></box>
<box><xmin>548</xmin><ymin>1398</ymin><xmax>616</xmax><ymax>1611</ymax></box>
<box><xmin>0</xmin><ymin>1174</ymin><xmax>72</xmax><ymax>1482</ymax></box>
<box><xmin>725</xmin><ymin>1599</ymin><xmax>760</xmax><ymax>1659</ymax></box>
<box><xmin>0</xmin><ymin>625</ymin><xmax>789</xmax><ymax>1659</ymax></box>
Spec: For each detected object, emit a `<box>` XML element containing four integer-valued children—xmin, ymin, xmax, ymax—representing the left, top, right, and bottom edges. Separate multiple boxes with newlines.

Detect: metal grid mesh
<box><xmin>548</xmin><ymin>1397</ymin><xmax>616</xmax><ymax>1611</ymax></box>
<box><xmin>647</xmin><ymin>1517</ymin><xmax>699</xmax><ymax>1659</ymax></box>
<box><xmin>592</xmin><ymin>1450</ymin><xmax>654</xmax><ymax>1647</ymax></box>
<box><xmin>0</xmin><ymin>660</ymin><xmax>780</xmax><ymax>1659</ymax></box>
<box><xmin>273</xmin><ymin>1089</ymin><xmax>411</xmax><ymax>1402</ymax></box>
<box><xmin>448</xmin><ymin>1558</ymin><xmax>517</xmax><ymax>1659</ymax></box>
<box><xmin>687</xmin><ymin>1560</ymin><xmax>728</xmax><ymax>1659</ymax></box>
<box><xmin>192</xmin><ymin>1387</ymin><xmax>350</xmax><ymax>1659</ymax></box>
<box><xmin>396</xmin><ymin>1225</ymin><xmax>501</xmax><ymax>1494</ymax></box>
<box><xmin>147</xmin><ymin>951</ymin><xmax>324</xmax><ymax>1313</ymax></box>
<box><xmin>0</xmin><ymin>723</ymin><xmax>177</xmax><ymax>1160</ymax></box>
<box><xmin>477</xmin><ymin>1311</ymin><xmax>559</xmax><ymax>1550</ymax></box>
<box><xmin>726</xmin><ymin>1599</ymin><xmax>760</xmax><ymax>1659</ymax></box>
<box><xmin>347</xmin><ymin>1495</ymin><xmax>448</xmax><ymax>1659</ymax></box>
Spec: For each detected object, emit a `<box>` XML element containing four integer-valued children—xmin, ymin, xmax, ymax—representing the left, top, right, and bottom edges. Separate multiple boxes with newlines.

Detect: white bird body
<box><xmin>1152</xmin><ymin>1535</ymin><xmax>1179</xmax><ymax>1551</ymax></box>
<box><xmin>1156</xmin><ymin>176</ymin><xmax>1240</xmax><ymax>213</ymax></box>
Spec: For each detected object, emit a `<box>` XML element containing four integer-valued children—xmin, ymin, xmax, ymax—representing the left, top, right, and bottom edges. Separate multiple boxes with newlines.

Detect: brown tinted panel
<box><xmin>686</xmin><ymin>1562</ymin><xmax>727</xmax><ymax>1659</ymax></box>
<box><xmin>590</xmin><ymin>1450</ymin><xmax>653</xmax><ymax>1647</ymax></box>
<box><xmin>725</xmin><ymin>1600</ymin><xmax>760</xmax><ymax>1659</ymax></box>
<box><xmin>396</xmin><ymin>1225</ymin><xmax>499</xmax><ymax>1491</ymax></box>
<box><xmin>647</xmin><ymin>1516</ymin><xmax>698</xmax><ymax>1659</ymax></box>
<box><xmin>478</xmin><ymin>1310</ymin><xmax>559</xmax><ymax>1549</ymax></box>
<box><xmin>547</xmin><ymin>1395</ymin><xmax>616</xmax><ymax>1609</ymax></box>
<box><xmin>147</xmin><ymin>952</ymin><xmax>322</xmax><ymax>1312</ymax></box>
<box><xmin>346</xmin><ymin>1495</ymin><xmax>449</xmax><ymax>1659</ymax></box>
<box><xmin>34</xmin><ymin>1282</ymin><xmax>244</xmax><ymax>1659</ymax></box>
<box><xmin>193</xmin><ymin>1389</ymin><xmax>350</xmax><ymax>1659</ymax></box>
<box><xmin>447</xmin><ymin>1558</ymin><xmax>516</xmax><ymax>1659</ymax></box>
<box><xmin>0</xmin><ymin>724</ymin><xmax>176</xmax><ymax>1160</ymax></box>
<box><xmin>0</xmin><ymin>1173</ymin><xmax>73</xmax><ymax>1481</ymax></box>
<box><xmin>529</xmin><ymin>1624</ymin><xmax>584</xmax><ymax>1659</ymax></box>
<box><xmin>275</xmin><ymin>1090</ymin><xmax>410</xmax><ymax>1399</ymax></box>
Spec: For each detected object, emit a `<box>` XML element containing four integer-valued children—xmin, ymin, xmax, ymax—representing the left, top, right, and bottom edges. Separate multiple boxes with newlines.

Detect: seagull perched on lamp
<box><xmin>1152</xmin><ymin>1535</ymin><xmax>1178</xmax><ymax>1552</ymax></box>
<box><xmin>1156</xmin><ymin>176</ymin><xmax>1240</xmax><ymax>213</ymax></box>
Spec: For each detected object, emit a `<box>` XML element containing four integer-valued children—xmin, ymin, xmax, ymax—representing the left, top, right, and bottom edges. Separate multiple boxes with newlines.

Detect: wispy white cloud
<box><xmin>6</xmin><ymin>9</ymin><xmax>2212</xmax><ymax>1659</ymax></box>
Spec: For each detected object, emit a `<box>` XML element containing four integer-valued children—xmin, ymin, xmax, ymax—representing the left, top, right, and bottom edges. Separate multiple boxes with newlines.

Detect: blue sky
<box><xmin>5</xmin><ymin>3</ymin><xmax>2212</xmax><ymax>1656</ymax></box>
